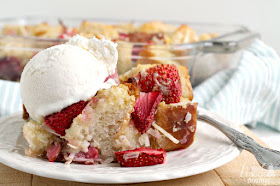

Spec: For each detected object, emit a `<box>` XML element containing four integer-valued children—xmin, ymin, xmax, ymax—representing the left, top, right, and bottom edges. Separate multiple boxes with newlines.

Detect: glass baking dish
<box><xmin>0</xmin><ymin>17</ymin><xmax>259</xmax><ymax>86</ymax></box>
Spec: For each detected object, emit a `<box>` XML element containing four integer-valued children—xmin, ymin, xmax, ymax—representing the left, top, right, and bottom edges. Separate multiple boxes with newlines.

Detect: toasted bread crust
<box><xmin>152</xmin><ymin>102</ymin><xmax>197</xmax><ymax>151</ymax></box>
<box><xmin>123</xmin><ymin>83</ymin><xmax>140</xmax><ymax>100</ymax></box>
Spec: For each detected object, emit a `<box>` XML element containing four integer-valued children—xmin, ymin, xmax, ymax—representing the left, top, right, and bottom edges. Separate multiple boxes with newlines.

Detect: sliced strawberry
<box><xmin>46</xmin><ymin>142</ymin><xmax>62</xmax><ymax>162</ymax></box>
<box><xmin>45</xmin><ymin>101</ymin><xmax>88</xmax><ymax>136</ymax></box>
<box><xmin>132</xmin><ymin>64</ymin><xmax>182</xmax><ymax>104</ymax></box>
<box><xmin>115</xmin><ymin>147</ymin><xmax>166</xmax><ymax>167</ymax></box>
<box><xmin>58</xmin><ymin>30</ymin><xmax>76</xmax><ymax>39</ymax></box>
<box><xmin>104</xmin><ymin>67</ymin><xmax>119</xmax><ymax>84</ymax></box>
<box><xmin>58</xmin><ymin>33</ymin><xmax>65</xmax><ymax>39</ymax></box>
<box><xmin>118</xmin><ymin>33</ymin><xmax>129</xmax><ymax>41</ymax></box>
<box><xmin>72</xmin><ymin>147</ymin><xmax>99</xmax><ymax>165</ymax></box>
<box><xmin>131</xmin><ymin>92</ymin><xmax>162</xmax><ymax>133</ymax></box>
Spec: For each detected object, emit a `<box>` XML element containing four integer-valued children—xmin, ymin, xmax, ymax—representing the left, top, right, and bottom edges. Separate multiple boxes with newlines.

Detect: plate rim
<box><xmin>0</xmin><ymin>111</ymin><xmax>241</xmax><ymax>184</ymax></box>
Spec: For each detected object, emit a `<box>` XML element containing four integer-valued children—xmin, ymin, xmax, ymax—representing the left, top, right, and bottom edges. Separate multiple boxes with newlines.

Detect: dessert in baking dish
<box><xmin>0</xmin><ymin>20</ymin><xmax>217</xmax><ymax>81</ymax></box>
<box><xmin>21</xmin><ymin>35</ymin><xmax>197</xmax><ymax>167</ymax></box>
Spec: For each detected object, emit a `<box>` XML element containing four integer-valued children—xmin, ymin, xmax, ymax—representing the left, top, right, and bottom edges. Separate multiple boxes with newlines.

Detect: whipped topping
<box><xmin>21</xmin><ymin>36</ymin><xmax>118</xmax><ymax>122</ymax></box>
<box><xmin>67</xmin><ymin>35</ymin><xmax>118</xmax><ymax>75</ymax></box>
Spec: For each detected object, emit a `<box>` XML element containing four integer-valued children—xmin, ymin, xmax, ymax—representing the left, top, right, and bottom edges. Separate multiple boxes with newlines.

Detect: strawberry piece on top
<box><xmin>134</xmin><ymin>64</ymin><xmax>182</xmax><ymax>104</ymax></box>
<box><xmin>131</xmin><ymin>92</ymin><xmax>162</xmax><ymax>134</ymax></box>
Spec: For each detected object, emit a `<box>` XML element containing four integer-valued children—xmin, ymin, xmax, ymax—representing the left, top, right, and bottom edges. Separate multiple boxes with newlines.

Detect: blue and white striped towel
<box><xmin>0</xmin><ymin>39</ymin><xmax>280</xmax><ymax>131</ymax></box>
<box><xmin>193</xmin><ymin>39</ymin><xmax>280</xmax><ymax>131</ymax></box>
<box><xmin>0</xmin><ymin>80</ymin><xmax>22</xmax><ymax>117</ymax></box>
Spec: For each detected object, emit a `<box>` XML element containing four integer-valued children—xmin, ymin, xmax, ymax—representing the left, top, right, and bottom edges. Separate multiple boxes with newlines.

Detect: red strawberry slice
<box><xmin>132</xmin><ymin>64</ymin><xmax>182</xmax><ymax>104</ymax></box>
<box><xmin>131</xmin><ymin>92</ymin><xmax>162</xmax><ymax>133</ymax></box>
<box><xmin>115</xmin><ymin>147</ymin><xmax>166</xmax><ymax>167</ymax></box>
<box><xmin>118</xmin><ymin>33</ymin><xmax>129</xmax><ymax>41</ymax></box>
<box><xmin>72</xmin><ymin>147</ymin><xmax>99</xmax><ymax>165</ymax></box>
<box><xmin>104</xmin><ymin>67</ymin><xmax>119</xmax><ymax>84</ymax></box>
<box><xmin>58</xmin><ymin>30</ymin><xmax>76</xmax><ymax>39</ymax></box>
<box><xmin>46</xmin><ymin>142</ymin><xmax>62</xmax><ymax>162</ymax></box>
<box><xmin>45</xmin><ymin>101</ymin><xmax>88</xmax><ymax>136</ymax></box>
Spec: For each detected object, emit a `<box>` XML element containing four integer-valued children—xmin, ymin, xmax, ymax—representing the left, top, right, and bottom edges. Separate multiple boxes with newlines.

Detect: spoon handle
<box><xmin>197</xmin><ymin>108</ymin><xmax>280</xmax><ymax>170</ymax></box>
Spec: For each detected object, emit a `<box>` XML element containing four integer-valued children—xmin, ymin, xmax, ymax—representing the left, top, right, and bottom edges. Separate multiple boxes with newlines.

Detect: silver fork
<box><xmin>197</xmin><ymin>107</ymin><xmax>280</xmax><ymax>170</ymax></box>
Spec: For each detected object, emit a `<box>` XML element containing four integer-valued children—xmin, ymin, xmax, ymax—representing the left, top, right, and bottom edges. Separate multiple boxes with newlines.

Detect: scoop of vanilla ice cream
<box><xmin>67</xmin><ymin>35</ymin><xmax>118</xmax><ymax>75</ymax></box>
<box><xmin>21</xmin><ymin>36</ymin><xmax>118</xmax><ymax>122</ymax></box>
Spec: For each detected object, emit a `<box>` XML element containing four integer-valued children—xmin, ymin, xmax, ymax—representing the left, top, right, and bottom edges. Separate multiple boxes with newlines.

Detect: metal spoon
<box><xmin>197</xmin><ymin>107</ymin><xmax>280</xmax><ymax>170</ymax></box>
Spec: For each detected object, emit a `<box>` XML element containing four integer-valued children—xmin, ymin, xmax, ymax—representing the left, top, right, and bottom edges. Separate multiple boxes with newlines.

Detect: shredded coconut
<box><xmin>184</xmin><ymin>112</ymin><xmax>192</xmax><ymax>123</ymax></box>
<box><xmin>173</xmin><ymin>125</ymin><xmax>181</xmax><ymax>132</ymax></box>
<box><xmin>179</xmin><ymin>131</ymin><xmax>190</xmax><ymax>144</ymax></box>
<box><xmin>140</xmin><ymin>69</ymin><xmax>148</xmax><ymax>78</ymax></box>
<box><xmin>65</xmin><ymin>153</ymin><xmax>76</xmax><ymax>164</ymax></box>
<box><xmin>67</xmin><ymin>143</ymin><xmax>78</xmax><ymax>149</ymax></box>
<box><xmin>138</xmin><ymin>133</ymin><xmax>150</xmax><ymax>147</ymax></box>
<box><xmin>188</xmin><ymin>125</ymin><xmax>195</xmax><ymax>132</ymax></box>
<box><xmin>115</xmin><ymin>135</ymin><xmax>131</xmax><ymax>148</ymax></box>
<box><xmin>152</xmin><ymin>122</ymin><xmax>179</xmax><ymax>144</ymax></box>
<box><xmin>41</xmin><ymin>123</ymin><xmax>60</xmax><ymax>136</ymax></box>
<box><xmin>153</xmin><ymin>73</ymin><xmax>168</xmax><ymax>93</ymax></box>
<box><xmin>123</xmin><ymin>152</ymin><xmax>140</xmax><ymax>161</ymax></box>
<box><xmin>73</xmin><ymin>157</ymin><xmax>94</xmax><ymax>164</ymax></box>
<box><xmin>180</xmin><ymin>136</ymin><xmax>188</xmax><ymax>144</ymax></box>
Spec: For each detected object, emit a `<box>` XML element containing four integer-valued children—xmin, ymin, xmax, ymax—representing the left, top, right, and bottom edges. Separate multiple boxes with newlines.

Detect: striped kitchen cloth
<box><xmin>0</xmin><ymin>80</ymin><xmax>22</xmax><ymax>116</ymax></box>
<box><xmin>0</xmin><ymin>39</ymin><xmax>279</xmax><ymax>131</ymax></box>
<box><xmin>193</xmin><ymin>39</ymin><xmax>280</xmax><ymax>131</ymax></box>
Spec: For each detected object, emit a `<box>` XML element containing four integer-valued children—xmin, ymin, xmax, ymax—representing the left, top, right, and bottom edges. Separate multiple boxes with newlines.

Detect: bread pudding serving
<box><xmin>21</xmin><ymin>35</ymin><xmax>197</xmax><ymax>167</ymax></box>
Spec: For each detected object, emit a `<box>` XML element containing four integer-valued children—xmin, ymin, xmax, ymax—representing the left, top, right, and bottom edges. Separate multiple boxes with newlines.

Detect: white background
<box><xmin>1</xmin><ymin>0</ymin><xmax>280</xmax><ymax>53</ymax></box>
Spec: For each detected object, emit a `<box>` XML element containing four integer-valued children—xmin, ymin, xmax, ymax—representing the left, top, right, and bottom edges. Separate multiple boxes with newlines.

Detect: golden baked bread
<box><xmin>23</xmin><ymin>120</ymin><xmax>56</xmax><ymax>156</ymax></box>
<box><xmin>169</xmin><ymin>24</ymin><xmax>198</xmax><ymax>44</ymax></box>
<box><xmin>114</xmin><ymin>23</ymin><xmax>136</xmax><ymax>34</ymax></box>
<box><xmin>135</xmin><ymin>45</ymin><xmax>181</xmax><ymax>66</ymax></box>
<box><xmin>137</xmin><ymin>21</ymin><xmax>176</xmax><ymax>34</ymax></box>
<box><xmin>77</xmin><ymin>21</ymin><xmax>119</xmax><ymax>40</ymax></box>
<box><xmin>64</xmin><ymin>84</ymin><xmax>139</xmax><ymax>159</ymax></box>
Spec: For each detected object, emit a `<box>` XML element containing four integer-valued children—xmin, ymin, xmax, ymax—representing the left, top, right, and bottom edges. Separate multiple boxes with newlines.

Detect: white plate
<box><xmin>0</xmin><ymin>111</ymin><xmax>241</xmax><ymax>184</ymax></box>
